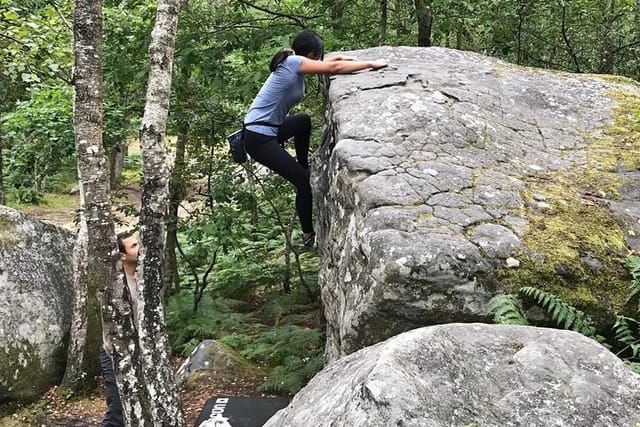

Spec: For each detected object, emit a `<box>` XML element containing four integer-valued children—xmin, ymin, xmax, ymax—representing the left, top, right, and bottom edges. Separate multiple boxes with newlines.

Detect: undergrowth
<box><xmin>487</xmin><ymin>255</ymin><xmax>640</xmax><ymax>373</ymax></box>
<box><xmin>166</xmin><ymin>188</ymin><xmax>324</xmax><ymax>396</ymax></box>
<box><xmin>167</xmin><ymin>285</ymin><xmax>323</xmax><ymax>395</ymax></box>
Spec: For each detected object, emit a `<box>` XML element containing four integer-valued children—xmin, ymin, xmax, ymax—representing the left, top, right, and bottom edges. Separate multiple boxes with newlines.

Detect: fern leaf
<box><xmin>622</xmin><ymin>256</ymin><xmax>640</xmax><ymax>312</ymax></box>
<box><xmin>486</xmin><ymin>294</ymin><xmax>528</xmax><ymax>325</ymax></box>
<box><xmin>613</xmin><ymin>315</ymin><xmax>640</xmax><ymax>357</ymax></box>
<box><xmin>625</xmin><ymin>361</ymin><xmax>640</xmax><ymax>375</ymax></box>
<box><xmin>631</xmin><ymin>343</ymin><xmax>640</xmax><ymax>358</ymax></box>
<box><xmin>552</xmin><ymin>301</ymin><xmax>563</xmax><ymax>321</ymax></box>
<box><xmin>562</xmin><ymin>311</ymin><xmax>576</xmax><ymax>329</ymax></box>
<box><xmin>622</xmin><ymin>255</ymin><xmax>640</xmax><ymax>280</ymax></box>
<box><xmin>519</xmin><ymin>287</ymin><xmax>600</xmax><ymax>340</ymax></box>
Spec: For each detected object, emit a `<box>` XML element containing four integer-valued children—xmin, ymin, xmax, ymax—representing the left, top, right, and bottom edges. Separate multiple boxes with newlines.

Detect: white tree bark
<box><xmin>135</xmin><ymin>0</ymin><xmax>185</xmax><ymax>424</ymax></box>
<box><xmin>61</xmin><ymin>199</ymin><xmax>102</xmax><ymax>393</ymax></box>
<box><xmin>72</xmin><ymin>0</ymin><xmax>151</xmax><ymax>423</ymax></box>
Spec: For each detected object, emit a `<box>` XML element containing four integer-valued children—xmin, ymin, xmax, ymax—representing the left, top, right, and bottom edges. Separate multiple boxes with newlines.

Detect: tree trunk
<box><xmin>164</xmin><ymin>119</ymin><xmax>188</xmax><ymax>297</ymax></box>
<box><xmin>0</xmin><ymin>122</ymin><xmax>4</xmax><ymax>204</ymax></box>
<box><xmin>414</xmin><ymin>0</ymin><xmax>433</xmax><ymax>47</ymax></box>
<box><xmin>597</xmin><ymin>1</ymin><xmax>619</xmax><ymax>74</ymax></box>
<box><xmin>379</xmin><ymin>0</ymin><xmax>388</xmax><ymax>45</ymax></box>
<box><xmin>331</xmin><ymin>0</ymin><xmax>343</xmax><ymax>20</ymax></box>
<box><xmin>72</xmin><ymin>0</ymin><xmax>150</xmax><ymax>423</ymax></box>
<box><xmin>136</xmin><ymin>0</ymin><xmax>185</xmax><ymax>424</ymax></box>
<box><xmin>109</xmin><ymin>141</ymin><xmax>126</xmax><ymax>188</ymax></box>
<box><xmin>636</xmin><ymin>0</ymin><xmax>640</xmax><ymax>76</ymax></box>
<box><xmin>516</xmin><ymin>1</ymin><xmax>526</xmax><ymax>64</ymax></box>
<box><xmin>395</xmin><ymin>0</ymin><xmax>409</xmax><ymax>37</ymax></box>
<box><xmin>60</xmin><ymin>204</ymin><xmax>101</xmax><ymax>394</ymax></box>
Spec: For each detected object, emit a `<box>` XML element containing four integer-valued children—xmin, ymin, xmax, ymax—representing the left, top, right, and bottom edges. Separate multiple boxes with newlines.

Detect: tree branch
<box><xmin>236</xmin><ymin>0</ymin><xmax>320</xmax><ymax>27</ymax></box>
<box><xmin>560</xmin><ymin>2</ymin><xmax>581</xmax><ymax>73</ymax></box>
<box><xmin>48</xmin><ymin>0</ymin><xmax>73</xmax><ymax>31</ymax></box>
<box><xmin>0</xmin><ymin>33</ymin><xmax>73</xmax><ymax>84</ymax></box>
<box><xmin>196</xmin><ymin>249</ymin><xmax>218</xmax><ymax>310</ymax></box>
<box><xmin>244</xmin><ymin>164</ymin><xmax>313</xmax><ymax>298</ymax></box>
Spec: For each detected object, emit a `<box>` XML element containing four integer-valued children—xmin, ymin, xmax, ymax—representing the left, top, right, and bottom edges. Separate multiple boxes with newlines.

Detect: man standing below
<box><xmin>100</xmin><ymin>230</ymin><xmax>139</xmax><ymax>427</ymax></box>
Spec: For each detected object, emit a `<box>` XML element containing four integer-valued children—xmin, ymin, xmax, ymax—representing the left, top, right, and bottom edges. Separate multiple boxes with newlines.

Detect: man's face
<box><xmin>120</xmin><ymin>235</ymin><xmax>139</xmax><ymax>265</ymax></box>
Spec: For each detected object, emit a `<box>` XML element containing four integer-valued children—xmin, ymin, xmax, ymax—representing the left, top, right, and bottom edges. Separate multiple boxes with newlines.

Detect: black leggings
<box><xmin>244</xmin><ymin>113</ymin><xmax>314</xmax><ymax>234</ymax></box>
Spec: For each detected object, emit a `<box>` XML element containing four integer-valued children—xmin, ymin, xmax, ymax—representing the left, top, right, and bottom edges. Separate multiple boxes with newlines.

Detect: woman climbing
<box><xmin>243</xmin><ymin>29</ymin><xmax>387</xmax><ymax>248</ymax></box>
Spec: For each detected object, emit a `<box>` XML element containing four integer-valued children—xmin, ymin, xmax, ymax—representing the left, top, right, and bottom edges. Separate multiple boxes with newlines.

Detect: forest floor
<box><xmin>41</xmin><ymin>362</ymin><xmax>275</xmax><ymax>426</ymax></box>
<box><xmin>2</xmin><ymin>185</ymin><xmax>282</xmax><ymax>426</ymax></box>
<box><xmin>1</xmin><ymin>360</ymin><xmax>275</xmax><ymax>426</ymax></box>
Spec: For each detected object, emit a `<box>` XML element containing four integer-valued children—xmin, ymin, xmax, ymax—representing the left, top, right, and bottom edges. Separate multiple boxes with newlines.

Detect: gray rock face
<box><xmin>313</xmin><ymin>46</ymin><xmax>640</xmax><ymax>360</ymax></box>
<box><xmin>265</xmin><ymin>324</ymin><xmax>640</xmax><ymax>427</ymax></box>
<box><xmin>0</xmin><ymin>206</ymin><xmax>74</xmax><ymax>402</ymax></box>
<box><xmin>175</xmin><ymin>340</ymin><xmax>258</xmax><ymax>386</ymax></box>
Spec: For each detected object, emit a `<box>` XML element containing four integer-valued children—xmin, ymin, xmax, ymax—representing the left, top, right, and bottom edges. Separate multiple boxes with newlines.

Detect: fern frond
<box><xmin>486</xmin><ymin>294</ymin><xmax>528</xmax><ymax>325</ymax></box>
<box><xmin>625</xmin><ymin>361</ymin><xmax>640</xmax><ymax>375</ymax></box>
<box><xmin>562</xmin><ymin>310</ymin><xmax>576</xmax><ymax>329</ymax></box>
<box><xmin>613</xmin><ymin>315</ymin><xmax>640</xmax><ymax>358</ymax></box>
<box><xmin>622</xmin><ymin>256</ymin><xmax>640</xmax><ymax>312</ymax></box>
<box><xmin>622</xmin><ymin>255</ymin><xmax>640</xmax><ymax>280</ymax></box>
<box><xmin>518</xmin><ymin>286</ymin><xmax>601</xmax><ymax>341</ymax></box>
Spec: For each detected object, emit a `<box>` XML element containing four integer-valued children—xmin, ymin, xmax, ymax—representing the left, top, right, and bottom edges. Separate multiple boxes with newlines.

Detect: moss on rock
<box><xmin>0</xmin><ymin>341</ymin><xmax>65</xmax><ymax>404</ymax></box>
<box><xmin>182</xmin><ymin>341</ymin><xmax>266</xmax><ymax>390</ymax></box>
<box><xmin>483</xmin><ymin>83</ymin><xmax>640</xmax><ymax>324</ymax></box>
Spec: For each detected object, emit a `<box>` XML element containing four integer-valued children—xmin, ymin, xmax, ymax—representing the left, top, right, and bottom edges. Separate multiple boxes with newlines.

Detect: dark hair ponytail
<box><xmin>292</xmin><ymin>29</ymin><xmax>324</xmax><ymax>60</ymax></box>
<box><xmin>269</xmin><ymin>48</ymin><xmax>295</xmax><ymax>72</ymax></box>
<box><xmin>268</xmin><ymin>30</ymin><xmax>324</xmax><ymax>72</ymax></box>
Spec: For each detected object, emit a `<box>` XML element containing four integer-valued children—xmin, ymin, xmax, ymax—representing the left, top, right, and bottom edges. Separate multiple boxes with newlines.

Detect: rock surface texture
<box><xmin>313</xmin><ymin>46</ymin><xmax>640</xmax><ymax>361</ymax></box>
<box><xmin>0</xmin><ymin>206</ymin><xmax>74</xmax><ymax>402</ymax></box>
<box><xmin>264</xmin><ymin>324</ymin><xmax>640</xmax><ymax>427</ymax></box>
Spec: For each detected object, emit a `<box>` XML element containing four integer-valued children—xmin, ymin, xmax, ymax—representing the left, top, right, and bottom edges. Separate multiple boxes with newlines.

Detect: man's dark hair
<box><xmin>117</xmin><ymin>231</ymin><xmax>134</xmax><ymax>254</ymax></box>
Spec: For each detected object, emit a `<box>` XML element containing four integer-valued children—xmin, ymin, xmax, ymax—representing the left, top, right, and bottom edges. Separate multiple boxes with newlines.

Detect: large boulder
<box><xmin>0</xmin><ymin>206</ymin><xmax>75</xmax><ymax>403</ymax></box>
<box><xmin>313</xmin><ymin>46</ymin><xmax>640</xmax><ymax>360</ymax></box>
<box><xmin>265</xmin><ymin>324</ymin><xmax>640</xmax><ymax>427</ymax></box>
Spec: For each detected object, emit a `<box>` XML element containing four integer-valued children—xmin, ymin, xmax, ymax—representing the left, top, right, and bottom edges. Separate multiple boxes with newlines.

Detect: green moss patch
<box><xmin>182</xmin><ymin>342</ymin><xmax>266</xmax><ymax>390</ymax></box>
<box><xmin>502</xmin><ymin>180</ymin><xmax>628</xmax><ymax>315</ymax></box>
<box><xmin>485</xmin><ymin>84</ymin><xmax>640</xmax><ymax>323</ymax></box>
<box><xmin>579</xmin><ymin>88</ymin><xmax>640</xmax><ymax>197</ymax></box>
<box><xmin>0</xmin><ymin>399</ymin><xmax>46</xmax><ymax>426</ymax></box>
<box><xmin>0</xmin><ymin>341</ymin><xmax>62</xmax><ymax>405</ymax></box>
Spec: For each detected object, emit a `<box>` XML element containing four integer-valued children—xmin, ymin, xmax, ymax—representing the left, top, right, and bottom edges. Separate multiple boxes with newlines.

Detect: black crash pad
<box><xmin>194</xmin><ymin>396</ymin><xmax>289</xmax><ymax>427</ymax></box>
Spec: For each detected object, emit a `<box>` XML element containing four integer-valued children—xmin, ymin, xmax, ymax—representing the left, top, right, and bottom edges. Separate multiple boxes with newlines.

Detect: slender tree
<box><xmin>63</xmin><ymin>0</ymin><xmax>103</xmax><ymax>396</ymax></box>
<box><xmin>379</xmin><ymin>0</ymin><xmax>388</xmax><ymax>45</ymax></box>
<box><xmin>135</xmin><ymin>0</ymin><xmax>185</xmax><ymax>423</ymax></box>
<box><xmin>60</xmin><ymin>205</ymin><xmax>101</xmax><ymax>393</ymax></box>
<box><xmin>164</xmin><ymin>118</ymin><xmax>188</xmax><ymax>296</ymax></box>
<box><xmin>414</xmin><ymin>0</ymin><xmax>433</xmax><ymax>47</ymax></box>
<box><xmin>0</xmin><ymin>120</ymin><xmax>4</xmax><ymax>204</ymax></box>
<box><xmin>72</xmin><ymin>0</ymin><xmax>150</xmax><ymax>422</ymax></box>
<box><xmin>331</xmin><ymin>0</ymin><xmax>344</xmax><ymax>20</ymax></box>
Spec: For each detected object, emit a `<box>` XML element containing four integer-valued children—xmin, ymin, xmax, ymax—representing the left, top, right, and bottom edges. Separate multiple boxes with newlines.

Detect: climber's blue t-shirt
<box><xmin>244</xmin><ymin>55</ymin><xmax>305</xmax><ymax>136</ymax></box>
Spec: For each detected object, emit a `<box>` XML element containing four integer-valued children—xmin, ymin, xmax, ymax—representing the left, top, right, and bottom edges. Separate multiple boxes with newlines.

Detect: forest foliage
<box><xmin>1</xmin><ymin>0</ymin><xmax>640</xmax><ymax>394</ymax></box>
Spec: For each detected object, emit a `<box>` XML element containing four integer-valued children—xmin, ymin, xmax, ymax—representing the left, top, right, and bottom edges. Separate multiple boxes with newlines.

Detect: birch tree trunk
<box><xmin>72</xmin><ymin>0</ymin><xmax>150</xmax><ymax>423</ymax></box>
<box><xmin>0</xmin><ymin>122</ymin><xmax>4</xmax><ymax>204</ymax></box>
<box><xmin>135</xmin><ymin>0</ymin><xmax>185</xmax><ymax>423</ymax></box>
<box><xmin>60</xmin><ymin>202</ymin><xmax>101</xmax><ymax>393</ymax></box>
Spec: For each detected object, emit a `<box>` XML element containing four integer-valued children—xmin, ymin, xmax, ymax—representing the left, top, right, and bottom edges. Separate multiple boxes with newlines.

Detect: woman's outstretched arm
<box><xmin>300</xmin><ymin>57</ymin><xmax>387</xmax><ymax>75</ymax></box>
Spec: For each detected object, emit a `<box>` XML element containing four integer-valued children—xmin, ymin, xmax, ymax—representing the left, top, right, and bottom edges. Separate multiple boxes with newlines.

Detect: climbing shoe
<box><xmin>302</xmin><ymin>232</ymin><xmax>316</xmax><ymax>250</ymax></box>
